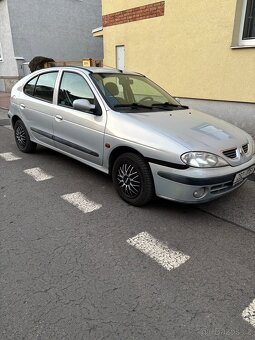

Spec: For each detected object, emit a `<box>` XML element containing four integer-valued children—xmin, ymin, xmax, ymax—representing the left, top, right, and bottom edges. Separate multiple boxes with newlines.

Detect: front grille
<box><xmin>242</xmin><ymin>143</ymin><xmax>248</xmax><ymax>153</ymax></box>
<box><xmin>222</xmin><ymin>148</ymin><xmax>237</xmax><ymax>159</ymax></box>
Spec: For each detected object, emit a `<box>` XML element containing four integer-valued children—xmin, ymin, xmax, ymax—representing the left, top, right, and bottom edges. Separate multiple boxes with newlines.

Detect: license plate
<box><xmin>233</xmin><ymin>165</ymin><xmax>255</xmax><ymax>186</ymax></box>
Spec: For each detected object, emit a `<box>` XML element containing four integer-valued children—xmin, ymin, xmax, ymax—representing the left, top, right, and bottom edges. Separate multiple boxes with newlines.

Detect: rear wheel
<box><xmin>112</xmin><ymin>153</ymin><xmax>154</xmax><ymax>206</ymax></box>
<box><xmin>14</xmin><ymin>119</ymin><xmax>37</xmax><ymax>153</ymax></box>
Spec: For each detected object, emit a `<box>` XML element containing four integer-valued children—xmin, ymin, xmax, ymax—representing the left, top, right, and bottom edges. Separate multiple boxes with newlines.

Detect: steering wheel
<box><xmin>138</xmin><ymin>96</ymin><xmax>154</xmax><ymax>105</ymax></box>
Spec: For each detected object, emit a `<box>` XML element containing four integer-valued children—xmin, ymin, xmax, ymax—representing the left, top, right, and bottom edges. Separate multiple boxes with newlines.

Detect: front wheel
<box><xmin>112</xmin><ymin>153</ymin><xmax>154</xmax><ymax>206</ymax></box>
<box><xmin>14</xmin><ymin>119</ymin><xmax>37</xmax><ymax>153</ymax></box>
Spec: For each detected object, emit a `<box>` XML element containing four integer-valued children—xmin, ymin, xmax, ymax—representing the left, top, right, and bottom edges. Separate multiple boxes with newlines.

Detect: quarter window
<box><xmin>58</xmin><ymin>72</ymin><xmax>95</xmax><ymax>108</ymax></box>
<box><xmin>24</xmin><ymin>76</ymin><xmax>38</xmax><ymax>96</ymax></box>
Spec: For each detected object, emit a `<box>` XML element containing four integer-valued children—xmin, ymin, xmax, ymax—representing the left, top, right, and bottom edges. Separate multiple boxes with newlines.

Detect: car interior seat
<box><xmin>105</xmin><ymin>82</ymin><xmax>125</xmax><ymax>105</ymax></box>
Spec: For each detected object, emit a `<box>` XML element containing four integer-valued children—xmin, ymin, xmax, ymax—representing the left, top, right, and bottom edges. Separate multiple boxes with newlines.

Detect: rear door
<box><xmin>19</xmin><ymin>71</ymin><xmax>58</xmax><ymax>146</ymax></box>
<box><xmin>52</xmin><ymin>70</ymin><xmax>106</xmax><ymax>165</ymax></box>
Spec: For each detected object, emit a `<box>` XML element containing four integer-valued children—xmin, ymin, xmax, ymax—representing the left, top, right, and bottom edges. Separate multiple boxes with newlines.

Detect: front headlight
<box><xmin>181</xmin><ymin>152</ymin><xmax>228</xmax><ymax>168</ymax></box>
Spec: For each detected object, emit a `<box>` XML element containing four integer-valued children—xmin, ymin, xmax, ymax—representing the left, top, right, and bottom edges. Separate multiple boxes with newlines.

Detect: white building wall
<box><xmin>0</xmin><ymin>0</ymin><xmax>19</xmax><ymax>91</ymax></box>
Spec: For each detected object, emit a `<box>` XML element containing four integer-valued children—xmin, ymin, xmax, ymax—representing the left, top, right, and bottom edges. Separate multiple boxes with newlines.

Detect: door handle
<box><xmin>20</xmin><ymin>104</ymin><xmax>26</xmax><ymax>109</ymax></box>
<box><xmin>55</xmin><ymin>114</ymin><xmax>63</xmax><ymax>121</ymax></box>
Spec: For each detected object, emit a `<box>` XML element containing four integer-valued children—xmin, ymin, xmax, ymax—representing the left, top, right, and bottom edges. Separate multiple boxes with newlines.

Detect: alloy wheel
<box><xmin>15</xmin><ymin>125</ymin><xmax>26</xmax><ymax>148</ymax></box>
<box><xmin>116</xmin><ymin>162</ymin><xmax>141</xmax><ymax>198</ymax></box>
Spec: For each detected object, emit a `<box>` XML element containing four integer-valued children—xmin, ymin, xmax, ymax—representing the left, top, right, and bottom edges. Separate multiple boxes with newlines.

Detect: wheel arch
<box><xmin>108</xmin><ymin>146</ymin><xmax>145</xmax><ymax>175</ymax></box>
<box><xmin>11</xmin><ymin>115</ymin><xmax>22</xmax><ymax>128</ymax></box>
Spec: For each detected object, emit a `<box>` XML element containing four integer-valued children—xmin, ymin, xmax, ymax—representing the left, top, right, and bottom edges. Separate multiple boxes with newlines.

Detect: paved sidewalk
<box><xmin>0</xmin><ymin>108</ymin><xmax>8</xmax><ymax>120</ymax></box>
<box><xmin>0</xmin><ymin>92</ymin><xmax>10</xmax><ymax>110</ymax></box>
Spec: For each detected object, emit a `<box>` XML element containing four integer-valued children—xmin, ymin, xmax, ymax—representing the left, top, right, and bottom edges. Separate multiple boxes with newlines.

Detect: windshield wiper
<box><xmin>152</xmin><ymin>102</ymin><xmax>189</xmax><ymax>109</ymax></box>
<box><xmin>114</xmin><ymin>103</ymin><xmax>153</xmax><ymax>109</ymax></box>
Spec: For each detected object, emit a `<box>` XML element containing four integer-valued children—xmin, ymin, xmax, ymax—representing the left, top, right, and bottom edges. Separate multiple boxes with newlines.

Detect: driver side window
<box><xmin>58</xmin><ymin>72</ymin><xmax>95</xmax><ymax>109</ymax></box>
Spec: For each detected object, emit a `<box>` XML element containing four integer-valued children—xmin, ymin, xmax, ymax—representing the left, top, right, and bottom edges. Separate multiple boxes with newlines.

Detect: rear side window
<box><xmin>24</xmin><ymin>72</ymin><xmax>58</xmax><ymax>103</ymax></box>
<box><xmin>24</xmin><ymin>76</ymin><xmax>38</xmax><ymax>96</ymax></box>
<box><xmin>34</xmin><ymin>72</ymin><xmax>58</xmax><ymax>103</ymax></box>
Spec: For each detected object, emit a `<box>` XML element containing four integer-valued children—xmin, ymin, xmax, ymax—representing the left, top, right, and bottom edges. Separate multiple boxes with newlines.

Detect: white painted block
<box><xmin>242</xmin><ymin>299</ymin><xmax>255</xmax><ymax>328</ymax></box>
<box><xmin>24</xmin><ymin>167</ymin><xmax>53</xmax><ymax>182</ymax></box>
<box><xmin>61</xmin><ymin>192</ymin><xmax>102</xmax><ymax>214</ymax></box>
<box><xmin>127</xmin><ymin>231</ymin><xmax>190</xmax><ymax>271</ymax></box>
<box><xmin>0</xmin><ymin>152</ymin><xmax>21</xmax><ymax>161</ymax></box>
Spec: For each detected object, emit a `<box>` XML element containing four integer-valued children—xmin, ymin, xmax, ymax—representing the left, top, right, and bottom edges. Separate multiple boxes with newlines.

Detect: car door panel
<box><xmin>53</xmin><ymin>71</ymin><xmax>106</xmax><ymax>165</ymax></box>
<box><xmin>19</xmin><ymin>71</ymin><xmax>58</xmax><ymax>146</ymax></box>
<box><xmin>21</xmin><ymin>98</ymin><xmax>55</xmax><ymax>145</ymax></box>
<box><xmin>53</xmin><ymin>107</ymin><xmax>105</xmax><ymax>164</ymax></box>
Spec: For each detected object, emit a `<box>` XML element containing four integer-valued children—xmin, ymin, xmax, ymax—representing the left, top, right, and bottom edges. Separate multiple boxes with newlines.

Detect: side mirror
<box><xmin>73</xmin><ymin>99</ymin><xmax>96</xmax><ymax>113</ymax></box>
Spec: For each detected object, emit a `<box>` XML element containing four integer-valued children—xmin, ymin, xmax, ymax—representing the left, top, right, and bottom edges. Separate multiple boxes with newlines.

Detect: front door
<box><xmin>53</xmin><ymin>71</ymin><xmax>106</xmax><ymax>165</ymax></box>
<box><xmin>116</xmin><ymin>45</ymin><xmax>125</xmax><ymax>71</ymax></box>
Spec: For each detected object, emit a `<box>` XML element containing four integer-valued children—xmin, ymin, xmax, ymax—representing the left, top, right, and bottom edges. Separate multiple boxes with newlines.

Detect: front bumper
<box><xmin>149</xmin><ymin>155</ymin><xmax>255</xmax><ymax>203</ymax></box>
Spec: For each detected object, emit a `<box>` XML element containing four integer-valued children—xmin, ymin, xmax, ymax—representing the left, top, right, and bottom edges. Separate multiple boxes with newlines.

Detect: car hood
<box><xmin>131</xmin><ymin>109</ymin><xmax>248</xmax><ymax>147</ymax></box>
<box><xmin>107</xmin><ymin>108</ymin><xmax>253</xmax><ymax>165</ymax></box>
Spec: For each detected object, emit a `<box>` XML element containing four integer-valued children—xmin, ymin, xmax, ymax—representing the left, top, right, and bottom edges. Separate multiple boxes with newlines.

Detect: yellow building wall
<box><xmin>102</xmin><ymin>0</ymin><xmax>255</xmax><ymax>103</ymax></box>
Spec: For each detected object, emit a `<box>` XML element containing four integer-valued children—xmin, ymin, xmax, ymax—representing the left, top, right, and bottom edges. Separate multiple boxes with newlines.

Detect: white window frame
<box><xmin>239</xmin><ymin>0</ymin><xmax>255</xmax><ymax>46</ymax></box>
<box><xmin>0</xmin><ymin>42</ymin><xmax>3</xmax><ymax>61</ymax></box>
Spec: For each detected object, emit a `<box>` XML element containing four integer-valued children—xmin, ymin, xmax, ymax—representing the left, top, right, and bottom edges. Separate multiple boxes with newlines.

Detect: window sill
<box><xmin>231</xmin><ymin>45</ymin><xmax>255</xmax><ymax>49</ymax></box>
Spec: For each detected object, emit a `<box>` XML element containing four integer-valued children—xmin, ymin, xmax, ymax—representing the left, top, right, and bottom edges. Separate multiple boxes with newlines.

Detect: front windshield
<box><xmin>90</xmin><ymin>73</ymin><xmax>187</xmax><ymax>112</ymax></box>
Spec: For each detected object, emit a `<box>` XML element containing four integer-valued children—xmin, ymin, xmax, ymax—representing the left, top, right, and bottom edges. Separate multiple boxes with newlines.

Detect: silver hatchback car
<box><xmin>9</xmin><ymin>67</ymin><xmax>255</xmax><ymax>206</ymax></box>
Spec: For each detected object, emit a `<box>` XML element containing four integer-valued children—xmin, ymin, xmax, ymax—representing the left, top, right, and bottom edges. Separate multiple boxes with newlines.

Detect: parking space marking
<box><xmin>127</xmin><ymin>231</ymin><xmax>190</xmax><ymax>271</ymax></box>
<box><xmin>0</xmin><ymin>152</ymin><xmax>21</xmax><ymax>161</ymax></box>
<box><xmin>3</xmin><ymin>125</ymin><xmax>12</xmax><ymax>130</ymax></box>
<box><xmin>24</xmin><ymin>167</ymin><xmax>53</xmax><ymax>182</ymax></box>
<box><xmin>61</xmin><ymin>192</ymin><xmax>102</xmax><ymax>214</ymax></box>
<box><xmin>242</xmin><ymin>299</ymin><xmax>255</xmax><ymax>327</ymax></box>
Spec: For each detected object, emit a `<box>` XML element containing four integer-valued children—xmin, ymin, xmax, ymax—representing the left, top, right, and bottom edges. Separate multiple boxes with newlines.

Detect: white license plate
<box><xmin>233</xmin><ymin>165</ymin><xmax>255</xmax><ymax>186</ymax></box>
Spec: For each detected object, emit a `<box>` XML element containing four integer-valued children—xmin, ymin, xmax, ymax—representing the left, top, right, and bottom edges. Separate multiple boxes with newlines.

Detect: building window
<box><xmin>0</xmin><ymin>43</ymin><xmax>3</xmax><ymax>61</ymax></box>
<box><xmin>241</xmin><ymin>0</ymin><xmax>255</xmax><ymax>43</ymax></box>
<box><xmin>232</xmin><ymin>0</ymin><xmax>255</xmax><ymax>48</ymax></box>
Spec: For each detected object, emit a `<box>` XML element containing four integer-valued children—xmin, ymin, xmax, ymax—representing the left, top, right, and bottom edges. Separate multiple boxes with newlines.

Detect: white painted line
<box><xmin>24</xmin><ymin>167</ymin><xmax>53</xmax><ymax>182</ymax></box>
<box><xmin>127</xmin><ymin>231</ymin><xmax>190</xmax><ymax>271</ymax></box>
<box><xmin>242</xmin><ymin>299</ymin><xmax>255</xmax><ymax>327</ymax></box>
<box><xmin>61</xmin><ymin>192</ymin><xmax>102</xmax><ymax>214</ymax></box>
<box><xmin>0</xmin><ymin>152</ymin><xmax>21</xmax><ymax>161</ymax></box>
<box><xmin>3</xmin><ymin>125</ymin><xmax>12</xmax><ymax>130</ymax></box>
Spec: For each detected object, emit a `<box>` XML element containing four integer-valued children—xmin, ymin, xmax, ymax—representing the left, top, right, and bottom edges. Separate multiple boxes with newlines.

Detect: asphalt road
<box><xmin>1</xmin><ymin>112</ymin><xmax>255</xmax><ymax>340</ymax></box>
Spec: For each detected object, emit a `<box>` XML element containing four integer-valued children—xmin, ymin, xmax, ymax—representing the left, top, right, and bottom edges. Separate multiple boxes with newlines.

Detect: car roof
<box><xmin>42</xmin><ymin>66</ymin><xmax>143</xmax><ymax>76</ymax></box>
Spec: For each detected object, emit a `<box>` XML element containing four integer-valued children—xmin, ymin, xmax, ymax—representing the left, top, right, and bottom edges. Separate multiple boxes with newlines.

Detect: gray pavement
<box><xmin>1</xmin><ymin>123</ymin><xmax>255</xmax><ymax>340</ymax></box>
<box><xmin>0</xmin><ymin>92</ymin><xmax>10</xmax><ymax>111</ymax></box>
<box><xmin>0</xmin><ymin>108</ymin><xmax>8</xmax><ymax>120</ymax></box>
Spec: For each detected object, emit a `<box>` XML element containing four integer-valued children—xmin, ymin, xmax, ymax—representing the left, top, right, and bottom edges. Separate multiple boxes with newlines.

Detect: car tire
<box><xmin>14</xmin><ymin>119</ymin><xmax>37</xmax><ymax>153</ymax></box>
<box><xmin>112</xmin><ymin>152</ymin><xmax>154</xmax><ymax>206</ymax></box>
